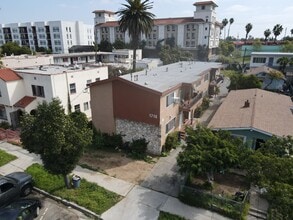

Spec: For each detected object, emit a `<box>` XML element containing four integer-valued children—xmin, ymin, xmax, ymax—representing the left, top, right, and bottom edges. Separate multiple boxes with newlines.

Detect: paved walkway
<box><xmin>0</xmin><ymin>141</ymin><xmax>230</xmax><ymax>220</ymax></box>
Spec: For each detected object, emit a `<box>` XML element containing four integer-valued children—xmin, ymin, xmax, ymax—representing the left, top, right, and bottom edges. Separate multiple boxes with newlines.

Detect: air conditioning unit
<box><xmin>173</xmin><ymin>97</ymin><xmax>180</xmax><ymax>104</ymax></box>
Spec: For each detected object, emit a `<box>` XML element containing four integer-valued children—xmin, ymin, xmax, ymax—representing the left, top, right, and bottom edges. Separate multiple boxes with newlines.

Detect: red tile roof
<box><xmin>97</xmin><ymin>17</ymin><xmax>204</xmax><ymax>27</ymax></box>
<box><xmin>14</xmin><ymin>96</ymin><xmax>36</xmax><ymax>108</ymax></box>
<box><xmin>0</xmin><ymin>68</ymin><xmax>22</xmax><ymax>82</ymax></box>
<box><xmin>193</xmin><ymin>1</ymin><xmax>218</xmax><ymax>7</ymax></box>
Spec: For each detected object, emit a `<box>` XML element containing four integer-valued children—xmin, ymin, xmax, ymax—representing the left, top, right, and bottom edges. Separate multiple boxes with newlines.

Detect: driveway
<box><xmin>140</xmin><ymin>147</ymin><xmax>183</xmax><ymax>197</ymax></box>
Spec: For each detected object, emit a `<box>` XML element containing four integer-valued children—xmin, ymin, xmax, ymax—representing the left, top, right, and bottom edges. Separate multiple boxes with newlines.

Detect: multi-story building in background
<box><xmin>93</xmin><ymin>1</ymin><xmax>221</xmax><ymax>59</ymax></box>
<box><xmin>0</xmin><ymin>21</ymin><xmax>94</xmax><ymax>54</ymax></box>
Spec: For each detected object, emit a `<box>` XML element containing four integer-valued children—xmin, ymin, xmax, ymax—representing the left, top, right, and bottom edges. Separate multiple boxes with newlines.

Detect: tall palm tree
<box><xmin>264</xmin><ymin>29</ymin><xmax>271</xmax><ymax>41</ymax></box>
<box><xmin>221</xmin><ymin>18</ymin><xmax>228</xmax><ymax>40</ymax></box>
<box><xmin>291</xmin><ymin>28</ymin><xmax>293</xmax><ymax>37</ymax></box>
<box><xmin>272</xmin><ymin>24</ymin><xmax>283</xmax><ymax>42</ymax></box>
<box><xmin>245</xmin><ymin>23</ymin><xmax>253</xmax><ymax>43</ymax></box>
<box><xmin>116</xmin><ymin>0</ymin><xmax>155</xmax><ymax>72</ymax></box>
<box><xmin>227</xmin><ymin>18</ymin><xmax>234</xmax><ymax>39</ymax></box>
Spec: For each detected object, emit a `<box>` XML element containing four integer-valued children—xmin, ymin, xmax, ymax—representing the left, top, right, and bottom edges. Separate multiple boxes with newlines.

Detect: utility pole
<box><xmin>242</xmin><ymin>47</ymin><xmax>247</xmax><ymax>72</ymax></box>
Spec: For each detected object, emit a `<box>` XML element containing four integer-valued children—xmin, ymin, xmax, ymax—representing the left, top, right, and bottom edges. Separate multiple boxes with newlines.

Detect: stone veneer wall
<box><xmin>115</xmin><ymin>119</ymin><xmax>161</xmax><ymax>155</ymax></box>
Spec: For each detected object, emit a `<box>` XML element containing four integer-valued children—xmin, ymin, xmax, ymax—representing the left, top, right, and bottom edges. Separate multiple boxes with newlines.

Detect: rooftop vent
<box><xmin>244</xmin><ymin>100</ymin><xmax>250</xmax><ymax>108</ymax></box>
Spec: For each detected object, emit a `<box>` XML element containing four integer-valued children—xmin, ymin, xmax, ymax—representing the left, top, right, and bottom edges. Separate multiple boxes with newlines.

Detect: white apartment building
<box><xmin>0</xmin><ymin>21</ymin><xmax>94</xmax><ymax>54</ymax></box>
<box><xmin>0</xmin><ymin>65</ymin><xmax>108</xmax><ymax>128</ymax></box>
<box><xmin>93</xmin><ymin>1</ymin><xmax>221</xmax><ymax>58</ymax></box>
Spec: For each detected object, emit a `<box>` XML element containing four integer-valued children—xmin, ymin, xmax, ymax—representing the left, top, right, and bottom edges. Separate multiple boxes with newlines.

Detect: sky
<box><xmin>0</xmin><ymin>0</ymin><xmax>292</xmax><ymax>39</ymax></box>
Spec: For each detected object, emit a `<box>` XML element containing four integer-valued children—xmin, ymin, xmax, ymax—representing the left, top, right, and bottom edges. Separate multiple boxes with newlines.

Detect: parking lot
<box><xmin>28</xmin><ymin>191</ymin><xmax>93</xmax><ymax>220</ymax></box>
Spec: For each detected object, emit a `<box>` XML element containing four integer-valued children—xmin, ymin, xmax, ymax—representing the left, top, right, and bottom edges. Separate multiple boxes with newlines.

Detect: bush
<box><xmin>92</xmin><ymin>128</ymin><xmax>123</xmax><ymax>149</ymax></box>
<box><xmin>0</xmin><ymin>121</ymin><xmax>10</xmax><ymax>129</ymax></box>
<box><xmin>129</xmin><ymin>138</ymin><xmax>148</xmax><ymax>159</ymax></box>
<box><xmin>164</xmin><ymin>131</ymin><xmax>180</xmax><ymax>152</ymax></box>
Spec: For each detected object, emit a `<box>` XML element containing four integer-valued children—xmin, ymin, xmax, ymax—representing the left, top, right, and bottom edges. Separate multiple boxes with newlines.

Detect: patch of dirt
<box><xmin>79</xmin><ymin>149</ymin><xmax>158</xmax><ymax>185</ymax></box>
<box><xmin>190</xmin><ymin>172</ymin><xmax>249</xmax><ymax>196</ymax></box>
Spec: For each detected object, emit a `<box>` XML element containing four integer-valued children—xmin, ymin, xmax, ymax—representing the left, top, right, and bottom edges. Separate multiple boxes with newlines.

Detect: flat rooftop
<box><xmin>120</xmin><ymin>61</ymin><xmax>222</xmax><ymax>92</ymax></box>
<box><xmin>251</xmin><ymin>52</ymin><xmax>293</xmax><ymax>56</ymax></box>
<box><xmin>14</xmin><ymin>64</ymin><xmax>101</xmax><ymax>75</ymax></box>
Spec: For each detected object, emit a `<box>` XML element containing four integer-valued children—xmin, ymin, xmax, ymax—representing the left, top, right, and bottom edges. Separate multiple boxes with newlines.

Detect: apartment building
<box><xmin>93</xmin><ymin>1</ymin><xmax>221</xmax><ymax>58</ymax></box>
<box><xmin>0</xmin><ymin>21</ymin><xmax>94</xmax><ymax>54</ymax></box>
<box><xmin>90</xmin><ymin>61</ymin><xmax>221</xmax><ymax>155</ymax></box>
<box><xmin>0</xmin><ymin>65</ymin><xmax>108</xmax><ymax>128</ymax></box>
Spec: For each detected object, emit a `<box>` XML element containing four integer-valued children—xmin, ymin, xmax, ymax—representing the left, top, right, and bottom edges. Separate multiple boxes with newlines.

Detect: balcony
<box><xmin>180</xmin><ymin>92</ymin><xmax>203</xmax><ymax>111</ymax></box>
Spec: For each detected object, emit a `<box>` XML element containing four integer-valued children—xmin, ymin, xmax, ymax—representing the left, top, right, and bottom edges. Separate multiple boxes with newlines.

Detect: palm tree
<box><xmin>291</xmin><ymin>28</ymin><xmax>293</xmax><ymax>37</ymax></box>
<box><xmin>116</xmin><ymin>0</ymin><xmax>155</xmax><ymax>72</ymax></box>
<box><xmin>221</xmin><ymin>18</ymin><xmax>228</xmax><ymax>39</ymax></box>
<box><xmin>227</xmin><ymin>18</ymin><xmax>234</xmax><ymax>39</ymax></box>
<box><xmin>245</xmin><ymin>23</ymin><xmax>253</xmax><ymax>43</ymax></box>
<box><xmin>272</xmin><ymin>24</ymin><xmax>283</xmax><ymax>42</ymax></box>
<box><xmin>264</xmin><ymin>29</ymin><xmax>271</xmax><ymax>41</ymax></box>
<box><xmin>277</xmin><ymin>56</ymin><xmax>289</xmax><ymax>73</ymax></box>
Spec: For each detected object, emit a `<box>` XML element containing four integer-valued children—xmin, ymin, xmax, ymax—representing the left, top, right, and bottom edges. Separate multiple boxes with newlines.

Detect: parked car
<box><xmin>0</xmin><ymin>172</ymin><xmax>33</xmax><ymax>207</ymax></box>
<box><xmin>0</xmin><ymin>198</ymin><xmax>42</xmax><ymax>220</ymax></box>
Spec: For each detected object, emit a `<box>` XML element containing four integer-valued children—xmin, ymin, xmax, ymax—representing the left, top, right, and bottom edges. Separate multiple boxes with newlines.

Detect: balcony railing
<box><xmin>180</xmin><ymin>92</ymin><xmax>203</xmax><ymax>111</ymax></box>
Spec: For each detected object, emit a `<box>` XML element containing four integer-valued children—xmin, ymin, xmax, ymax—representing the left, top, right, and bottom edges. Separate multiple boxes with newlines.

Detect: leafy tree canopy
<box><xmin>218</xmin><ymin>41</ymin><xmax>235</xmax><ymax>56</ymax></box>
<box><xmin>227</xmin><ymin>73</ymin><xmax>262</xmax><ymax>90</ymax></box>
<box><xmin>99</xmin><ymin>40</ymin><xmax>113</xmax><ymax>52</ymax></box>
<box><xmin>112</xmin><ymin>39</ymin><xmax>126</xmax><ymax>49</ymax></box>
<box><xmin>1</xmin><ymin>42</ymin><xmax>31</xmax><ymax>56</ymax></box>
<box><xmin>20</xmin><ymin>99</ymin><xmax>92</xmax><ymax>188</ymax></box>
<box><xmin>281</xmin><ymin>40</ymin><xmax>293</xmax><ymax>52</ymax></box>
<box><xmin>177</xmin><ymin>126</ymin><xmax>246</xmax><ymax>181</ymax></box>
<box><xmin>159</xmin><ymin>45</ymin><xmax>192</xmax><ymax>65</ymax></box>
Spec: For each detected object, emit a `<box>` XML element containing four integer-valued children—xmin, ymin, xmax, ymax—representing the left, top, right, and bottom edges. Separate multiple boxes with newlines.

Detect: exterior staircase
<box><xmin>248</xmin><ymin>207</ymin><xmax>267</xmax><ymax>220</ymax></box>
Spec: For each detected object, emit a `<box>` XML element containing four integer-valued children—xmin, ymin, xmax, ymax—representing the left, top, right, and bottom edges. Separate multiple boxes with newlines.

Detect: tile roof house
<box><xmin>90</xmin><ymin>61</ymin><xmax>221</xmax><ymax>155</ymax></box>
<box><xmin>208</xmin><ymin>89</ymin><xmax>293</xmax><ymax>149</ymax></box>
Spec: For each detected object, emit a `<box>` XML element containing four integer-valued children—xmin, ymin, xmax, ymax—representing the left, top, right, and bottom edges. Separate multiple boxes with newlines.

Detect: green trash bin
<box><xmin>72</xmin><ymin>175</ymin><xmax>81</xmax><ymax>188</ymax></box>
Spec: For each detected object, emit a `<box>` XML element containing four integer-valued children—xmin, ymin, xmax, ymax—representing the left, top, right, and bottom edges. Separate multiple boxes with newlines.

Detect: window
<box><xmin>0</xmin><ymin>182</ymin><xmax>14</xmax><ymax>192</ymax></box>
<box><xmin>86</xmin><ymin>79</ymin><xmax>92</xmax><ymax>86</ymax></box>
<box><xmin>253</xmin><ymin>57</ymin><xmax>266</xmax><ymax>63</ymax></box>
<box><xmin>74</xmin><ymin>104</ymin><xmax>80</xmax><ymax>112</ymax></box>
<box><xmin>166</xmin><ymin>92</ymin><xmax>174</xmax><ymax>107</ymax></box>
<box><xmin>53</xmin><ymin>27</ymin><xmax>60</xmax><ymax>32</ymax></box>
<box><xmin>166</xmin><ymin>118</ymin><xmax>176</xmax><ymax>134</ymax></box>
<box><xmin>69</xmin><ymin>83</ymin><xmax>76</xmax><ymax>94</ymax></box>
<box><xmin>31</xmin><ymin>85</ymin><xmax>45</xmax><ymax>97</ymax></box>
<box><xmin>95</xmin><ymin>78</ymin><xmax>100</xmax><ymax>81</ymax></box>
<box><xmin>201</xmin><ymin>5</ymin><xmax>205</xmax><ymax>10</ymax></box>
<box><xmin>0</xmin><ymin>106</ymin><xmax>7</xmax><ymax>120</ymax></box>
<box><xmin>84</xmin><ymin>102</ymin><xmax>89</xmax><ymax>111</ymax></box>
<box><xmin>37</xmin><ymin>27</ymin><xmax>45</xmax><ymax>32</ymax></box>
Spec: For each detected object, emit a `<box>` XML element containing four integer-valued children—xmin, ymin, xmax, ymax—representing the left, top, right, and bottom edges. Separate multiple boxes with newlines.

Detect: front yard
<box><xmin>0</xmin><ymin>149</ymin><xmax>17</xmax><ymax>166</ymax></box>
<box><xmin>79</xmin><ymin>148</ymin><xmax>158</xmax><ymax>184</ymax></box>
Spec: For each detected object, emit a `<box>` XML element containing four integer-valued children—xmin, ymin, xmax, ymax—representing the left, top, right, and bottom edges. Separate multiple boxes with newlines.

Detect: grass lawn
<box><xmin>158</xmin><ymin>211</ymin><xmax>187</xmax><ymax>220</ymax></box>
<box><xmin>26</xmin><ymin>163</ymin><xmax>122</xmax><ymax>214</ymax></box>
<box><xmin>0</xmin><ymin>149</ymin><xmax>17</xmax><ymax>166</ymax></box>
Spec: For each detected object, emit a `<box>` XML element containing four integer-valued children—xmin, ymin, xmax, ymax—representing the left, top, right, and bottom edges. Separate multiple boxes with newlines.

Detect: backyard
<box><xmin>79</xmin><ymin>149</ymin><xmax>158</xmax><ymax>184</ymax></box>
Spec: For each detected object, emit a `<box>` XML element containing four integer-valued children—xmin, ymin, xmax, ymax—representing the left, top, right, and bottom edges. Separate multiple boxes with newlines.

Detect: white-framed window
<box><xmin>83</xmin><ymin>102</ymin><xmax>89</xmax><ymax>111</ymax></box>
<box><xmin>166</xmin><ymin>117</ymin><xmax>176</xmax><ymax>134</ymax></box>
<box><xmin>74</xmin><ymin>104</ymin><xmax>80</xmax><ymax>112</ymax></box>
<box><xmin>53</xmin><ymin>27</ymin><xmax>60</xmax><ymax>32</ymax></box>
<box><xmin>31</xmin><ymin>85</ymin><xmax>45</xmax><ymax>97</ymax></box>
<box><xmin>69</xmin><ymin>83</ymin><xmax>76</xmax><ymax>94</ymax></box>
<box><xmin>252</xmin><ymin>57</ymin><xmax>266</xmax><ymax>63</ymax></box>
<box><xmin>166</xmin><ymin>92</ymin><xmax>174</xmax><ymax>107</ymax></box>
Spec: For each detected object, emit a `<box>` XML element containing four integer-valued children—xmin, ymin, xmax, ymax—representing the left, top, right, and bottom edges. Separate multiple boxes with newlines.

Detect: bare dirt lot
<box><xmin>79</xmin><ymin>149</ymin><xmax>158</xmax><ymax>184</ymax></box>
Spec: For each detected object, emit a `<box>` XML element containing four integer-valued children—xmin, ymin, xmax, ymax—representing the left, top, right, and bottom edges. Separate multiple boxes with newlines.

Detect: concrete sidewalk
<box><xmin>0</xmin><ymin>141</ymin><xmax>230</xmax><ymax>220</ymax></box>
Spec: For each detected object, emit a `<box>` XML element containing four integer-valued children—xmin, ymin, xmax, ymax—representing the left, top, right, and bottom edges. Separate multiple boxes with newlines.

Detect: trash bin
<box><xmin>72</xmin><ymin>175</ymin><xmax>81</xmax><ymax>188</ymax></box>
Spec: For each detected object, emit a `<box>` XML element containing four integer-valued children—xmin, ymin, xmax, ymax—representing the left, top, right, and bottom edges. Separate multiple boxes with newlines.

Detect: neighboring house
<box><xmin>0</xmin><ymin>21</ymin><xmax>94</xmax><ymax>54</ymax></box>
<box><xmin>2</xmin><ymin>49</ymin><xmax>142</xmax><ymax>69</ymax></box>
<box><xmin>90</xmin><ymin>61</ymin><xmax>221</xmax><ymax>155</ymax></box>
<box><xmin>246</xmin><ymin>66</ymin><xmax>285</xmax><ymax>91</ymax></box>
<box><xmin>0</xmin><ymin>65</ymin><xmax>108</xmax><ymax>128</ymax></box>
<box><xmin>250</xmin><ymin>52</ymin><xmax>293</xmax><ymax>68</ymax></box>
<box><xmin>208</xmin><ymin>89</ymin><xmax>293</xmax><ymax>149</ymax></box>
<box><xmin>93</xmin><ymin>1</ymin><xmax>221</xmax><ymax>58</ymax></box>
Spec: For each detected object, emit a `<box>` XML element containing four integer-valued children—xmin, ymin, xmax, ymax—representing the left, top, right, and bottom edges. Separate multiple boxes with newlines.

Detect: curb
<box><xmin>33</xmin><ymin>187</ymin><xmax>102</xmax><ymax>220</ymax></box>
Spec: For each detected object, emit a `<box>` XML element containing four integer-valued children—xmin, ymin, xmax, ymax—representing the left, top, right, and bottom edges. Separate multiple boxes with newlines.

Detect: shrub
<box><xmin>0</xmin><ymin>121</ymin><xmax>10</xmax><ymax>129</ymax></box>
<box><xmin>164</xmin><ymin>131</ymin><xmax>180</xmax><ymax>152</ymax></box>
<box><xmin>129</xmin><ymin>138</ymin><xmax>148</xmax><ymax>159</ymax></box>
<box><xmin>202</xmin><ymin>97</ymin><xmax>210</xmax><ymax>110</ymax></box>
<box><xmin>92</xmin><ymin>128</ymin><xmax>123</xmax><ymax>149</ymax></box>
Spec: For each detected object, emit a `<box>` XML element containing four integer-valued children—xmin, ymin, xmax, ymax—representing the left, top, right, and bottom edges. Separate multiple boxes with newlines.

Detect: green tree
<box><xmin>272</xmin><ymin>24</ymin><xmax>283</xmax><ymax>42</ymax></box>
<box><xmin>227</xmin><ymin>74</ymin><xmax>261</xmax><ymax>90</ymax></box>
<box><xmin>259</xmin><ymin>135</ymin><xmax>293</xmax><ymax>158</ymax></box>
<box><xmin>264</xmin><ymin>69</ymin><xmax>284</xmax><ymax>90</ymax></box>
<box><xmin>277</xmin><ymin>56</ymin><xmax>290</xmax><ymax>73</ymax></box>
<box><xmin>245</xmin><ymin>23</ymin><xmax>253</xmax><ymax>43</ymax></box>
<box><xmin>281</xmin><ymin>40</ymin><xmax>293</xmax><ymax>52</ymax></box>
<box><xmin>252</xmin><ymin>39</ymin><xmax>262</xmax><ymax>51</ymax></box>
<box><xmin>227</xmin><ymin>18</ymin><xmax>234</xmax><ymax>39</ymax></box>
<box><xmin>116</xmin><ymin>0</ymin><xmax>155</xmax><ymax>72</ymax></box>
<box><xmin>218</xmin><ymin>40</ymin><xmax>235</xmax><ymax>56</ymax></box>
<box><xmin>177</xmin><ymin>126</ymin><xmax>241</xmax><ymax>182</ymax></box>
<box><xmin>264</xmin><ymin>29</ymin><xmax>271</xmax><ymax>41</ymax></box>
<box><xmin>112</xmin><ymin>39</ymin><xmax>126</xmax><ymax>49</ymax></box>
<box><xmin>159</xmin><ymin>45</ymin><xmax>192</xmax><ymax>65</ymax></box>
<box><xmin>1</xmin><ymin>42</ymin><xmax>31</xmax><ymax>56</ymax></box>
<box><xmin>20</xmin><ymin>99</ymin><xmax>92</xmax><ymax>188</ymax></box>
<box><xmin>221</xmin><ymin>18</ymin><xmax>228</xmax><ymax>39</ymax></box>
<box><xmin>99</xmin><ymin>40</ymin><xmax>112</xmax><ymax>52</ymax></box>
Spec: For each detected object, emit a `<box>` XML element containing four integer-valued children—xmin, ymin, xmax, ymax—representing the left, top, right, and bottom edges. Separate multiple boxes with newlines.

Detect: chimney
<box><xmin>244</xmin><ymin>100</ymin><xmax>250</xmax><ymax>108</ymax></box>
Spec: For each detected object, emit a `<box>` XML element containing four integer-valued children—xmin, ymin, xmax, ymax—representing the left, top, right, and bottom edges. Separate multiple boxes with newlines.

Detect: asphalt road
<box><xmin>27</xmin><ymin>191</ymin><xmax>92</xmax><ymax>220</ymax></box>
